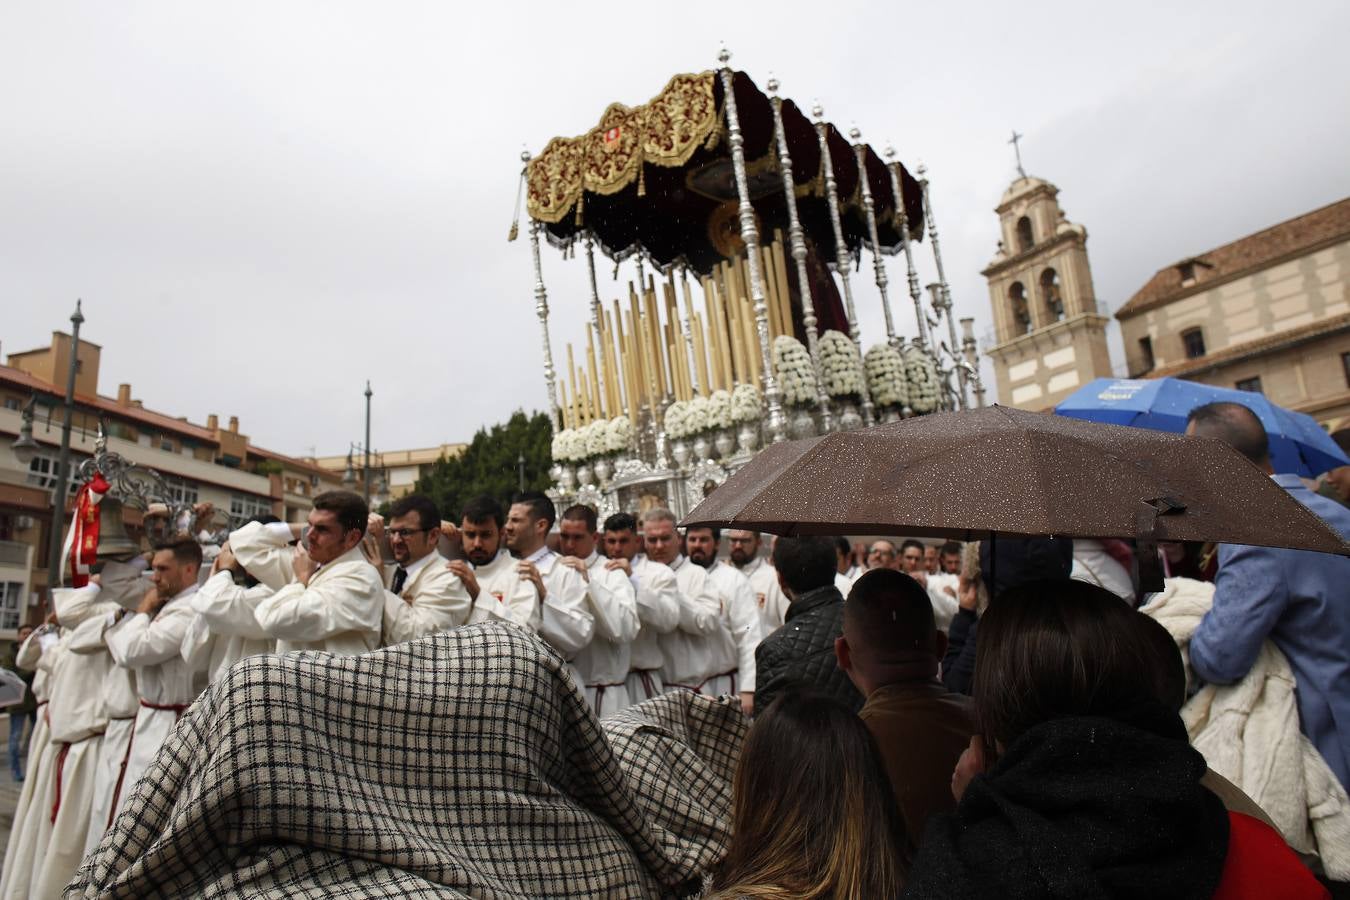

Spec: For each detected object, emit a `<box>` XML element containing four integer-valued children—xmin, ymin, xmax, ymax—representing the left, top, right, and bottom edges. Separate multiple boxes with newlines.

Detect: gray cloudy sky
<box><xmin>3</xmin><ymin>1</ymin><xmax>1347</xmax><ymax>458</ymax></box>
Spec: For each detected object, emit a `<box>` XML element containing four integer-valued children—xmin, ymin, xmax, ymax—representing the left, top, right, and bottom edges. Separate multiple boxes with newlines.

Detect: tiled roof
<box><xmin>1116</xmin><ymin>197</ymin><xmax>1350</xmax><ymax>320</ymax></box>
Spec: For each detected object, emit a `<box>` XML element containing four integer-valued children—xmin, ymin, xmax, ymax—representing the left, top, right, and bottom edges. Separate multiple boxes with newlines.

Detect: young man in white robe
<box><xmin>602</xmin><ymin>513</ymin><xmax>680</xmax><ymax>702</ymax></box>
<box><xmin>640</xmin><ymin>509</ymin><xmax>722</xmax><ymax>698</ymax></box>
<box><xmin>367</xmin><ymin>494</ymin><xmax>471</xmax><ymax>645</ymax></box>
<box><xmin>254</xmin><ymin>491</ymin><xmax>384</xmax><ymax>655</ymax></box>
<box><xmin>105</xmin><ymin>538</ymin><xmax>205</xmax><ymax>830</ymax></box>
<box><xmin>685</xmin><ymin>527</ymin><xmax>759</xmax><ymax>715</ymax></box>
<box><xmin>503</xmin><ymin>492</ymin><xmax>592</xmax><ymax>661</ymax></box>
<box><xmin>728</xmin><ymin>529</ymin><xmax>790</xmax><ymax>642</ymax></box>
<box><xmin>557</xmin><ymin>505</ymin><xmax>639</xmax><ymax>717</ymax></box>
<box><xmin>0</xmin><ymin>622</ymin><xmax>59</xmax><ymax>900</ymax></box>
<box><xmin>450</xmin><ymin>496</ymin><xmax>539</xmax><ymax>630</ymax></box>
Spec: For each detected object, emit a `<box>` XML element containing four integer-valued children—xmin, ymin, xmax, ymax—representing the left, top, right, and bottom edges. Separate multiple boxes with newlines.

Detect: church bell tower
<box><xmin>982</xmin><ymin>138</ymin><xmax>1112</xmax><ymax>409</ymax></box>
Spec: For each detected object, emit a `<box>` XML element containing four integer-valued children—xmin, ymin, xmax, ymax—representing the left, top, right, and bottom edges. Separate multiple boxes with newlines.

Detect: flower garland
<box><xmin>817</xmin><ymin>330</ymin><xmax>865</xmax><ymax>400</ymax></box>
<box><xmin>772</xmin><ymin>335</ymin><xmax>819</xmax><ymax>407</ymax></box>
<box><xmin>706</xmin><ymin>389</ymin><xmax>733</xmax><ymax>431</ymax></box>
<box><xmin>903</xmin><ymin>344</ymin><xmax>942</xmax><ymax>414</ymax></box>
<box><xmin>552</xmin><ymin>415</ymin><xmax>636</xmax><ymax>464</ymax></box>
<box><xmin>550</xmin><ymin>428</ymin><xmax>585</xmax><ymax>464</ymax></box>
<box><xmin>730</xmin><ymin>383</ymin><xmax>762</xmax><ymax>424</ymax></box>
<box><xmin>864</xmin><ymin>343</ymin><xmax>910</xmax><ymax>411</ymax></box>
<box><xmin>664</xmin><ymin>400</ymin><xmax>690</xmax><ymax>440</ymax></box>
<box><xmin>605</xmin><ymin>415</ymin><xmax>632</xmax><ymax>453</ymax></box>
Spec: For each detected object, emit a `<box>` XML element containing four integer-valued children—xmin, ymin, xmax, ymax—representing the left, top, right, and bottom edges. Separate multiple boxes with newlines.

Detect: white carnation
<box><xmin>864</xmin><ymin>343</ymin><xmax>910</xmax><ymax>410</ymax></box>
<box><xmin>903</xmin><ymin>344</ymin><xmax>942</xmax><ymax>414</ymax></box>
<box><xmin>817</xmin><ymin>330</ymin><xmax>865</xmax><ymax>400</ymax></box>
<box><xmin>685</xmin><ymin>395</ymin><xmax>711</xmax><ymax>435</ymax></box>
<box><xmin>706</xmin><ymin>390</ymin><xmax>733</xmax><ymax>430</ymax></box>
<box><xmin>772</xmin><ymin>335</ymin><xmax>819</xmax><ymax>407</ymax></box>
<box><xmin>551</xmin><ymin>427</ymin><xmax>584</xmax><ymax>464</ymax></box>
<box><xmin>584</xmin><ymin>420</ymin><xmax>608</xmax><ymax>458</ymax></box>
<box><xmin>605</xmin><ymin>416</ymin><xmax>632</xmax><ymax>453</ymax></box>
<box><xmin>730</xmin><ymin>383</ymin><xmax>762</xmax><ymax>423</ymax></box>
<box><xmin>664</xmin><ymin>400</ymin><xmax>689</xmax><ymax>440</ymax></box>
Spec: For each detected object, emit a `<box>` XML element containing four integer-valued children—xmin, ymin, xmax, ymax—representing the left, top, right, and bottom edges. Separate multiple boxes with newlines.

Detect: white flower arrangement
<box><xmin>583</xmin><ymin>419</ymin><xmax>609</xmax><ymax>458</ymax></box>
<box><xmin>706</xmin><ymin>389</ymin><xmax>733</xmax><ymax>431</ymax></box>
<box><xmin>903</xmin><ymin>344</ymin><xmax>942</xmax><ymax>414</ymax></box>
<box><xmin>772</xmin><ymin>335</ymin><xmax>819</xmax><ymax>407</ymax></box>
<box><xmin>684</xmin><ymin>395</ymin><xmax>712</xmax><ymax>435</ymax></box>
<box><xmin>605</xmin><ymin>415</ymin><xmax>632</xmax><ymax>453</ymax></box>
<box><xmin>550</xmin><ymin>427</ymin><xmax>585</xmax><ymax>464</ymax></box>
<box><xmin>817</xmin><ymin>330</ymin><xmax>865</xmax><ymax>400</ymax></box>
<box><xmin>664</xmin><ymin>400</ymin><xmax>690</xmax><ymax>440</ymax></box>
<box><xmin>864</xmin><ymin>343</ymin><xmax>910</xmax><ymax>411</ymax></box>
<box><xmin>730</xmin><ymin>383</ymin><xmax>762</xmax><ymax>424</ymax></box>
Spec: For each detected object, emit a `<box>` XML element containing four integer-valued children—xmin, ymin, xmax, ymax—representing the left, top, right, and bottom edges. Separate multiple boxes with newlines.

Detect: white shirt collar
<box><xmin>585</xmin><ymin>550</ymin><xmax>602</xmax><ymax>568</ymax></box>
<box><xmin>737</xmin><ymin>556</ymin><xmax>766</xmax><ymax>576</ymax></box>
<box><xmin>526</xmin><ymin>545</ymin><xmax>553</xmax><ymax>565</ymax></box>
<box><xmin>397</xmin><ymin>550</ymin><xmax>436</xmax><ymax>580</ymax></box>
<box><xmin>669</xmin><ymin>554</ymin><xmax>687</xmax><ymax>571</ymax></box>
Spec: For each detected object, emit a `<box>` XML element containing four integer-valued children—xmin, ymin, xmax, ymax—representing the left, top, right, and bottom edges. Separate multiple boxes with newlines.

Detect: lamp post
<box><xmin>517</xmin><ymin>452</ymin><xmax>526</xmax><ymax>493</ymax></box>
<box><xmin>363</xmin><ymin>381</ymin><xmax>372</xmax><ymax>506</ymax></box>
<box><xmin>47</xmin><ymin>300</ymin><xmax>83</xmax><ymax>594</ymax></box>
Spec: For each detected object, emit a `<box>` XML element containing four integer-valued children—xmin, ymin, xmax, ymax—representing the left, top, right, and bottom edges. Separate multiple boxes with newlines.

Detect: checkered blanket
<box><xmin>66</xmin><ymin>623</ymin><xmax>745</xmax><ymax>898</ymax></box>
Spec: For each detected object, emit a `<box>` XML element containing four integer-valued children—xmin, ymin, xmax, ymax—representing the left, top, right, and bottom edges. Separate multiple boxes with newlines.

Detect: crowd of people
<box><xmin>1</xmin><ymin>399</ymin><xmax>1347</xmax><ymax>898</ymax></box>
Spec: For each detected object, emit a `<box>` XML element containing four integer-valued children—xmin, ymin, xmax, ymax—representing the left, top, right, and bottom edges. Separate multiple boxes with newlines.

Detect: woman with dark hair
<box><xmin>905</xmin><ymin>579</ymin><xmax>1326</xmax><ymax>900</ymax></box>
<box><xmin>710</xmin><ymin>688</ymin><xmax>905</xmax><ymax>899</ymax></box>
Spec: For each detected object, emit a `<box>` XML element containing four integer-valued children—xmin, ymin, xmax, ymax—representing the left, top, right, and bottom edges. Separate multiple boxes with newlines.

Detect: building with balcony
<box><xmin>0</xmin><ymin>330</ymin><xmax>342</xmax><ymax>635</ymax></box>
<box><xmin>312</xmin><ymin>443</ymin><xmax>466</xmax><ymax>504</ymax></box>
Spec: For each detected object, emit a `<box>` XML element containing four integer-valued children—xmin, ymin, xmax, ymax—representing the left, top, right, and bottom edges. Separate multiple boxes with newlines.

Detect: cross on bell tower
<box><xmin>1009</xmin><ymin>130</ymin><xmax>1027</xmax><ymax>179</ymax></box>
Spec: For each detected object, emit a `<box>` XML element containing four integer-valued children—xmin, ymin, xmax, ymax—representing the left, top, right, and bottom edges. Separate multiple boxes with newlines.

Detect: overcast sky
<box><xmin>3</xmin><ymin>1</ymin><xmax>1347</xmax><ymax>458</ymax></box>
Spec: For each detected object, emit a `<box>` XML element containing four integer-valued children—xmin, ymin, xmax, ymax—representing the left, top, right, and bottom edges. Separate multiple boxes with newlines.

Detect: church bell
<box><xmin>95</xmin><ymin>496</ymin><xmax>141</xmax><ymax>560</ymax></box>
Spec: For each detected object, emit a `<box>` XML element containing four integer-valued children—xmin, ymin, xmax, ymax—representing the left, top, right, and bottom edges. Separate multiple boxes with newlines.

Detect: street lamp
<box><xmin>517</xmin><ymin>452</ymin><xmax>526</xmax><ymax>493</ymax></box>
<box><xmin>342</xmin><ymin>450</ymin><xmax>357</xmax><ymax>487</ymax></box>
<box><xmin>43</xmin><ymin>301</ymin><xmax>83</xmax><ymax>596</ymax></box>
<box><xmin>11</xmin><ymin>397</ymin><xmax>38</xmax><ymax>466</ymax></box>
<box><xmin>363</xmin><ymin>381</ymin><xmax>372</xmax><ymax>506</ymax></box>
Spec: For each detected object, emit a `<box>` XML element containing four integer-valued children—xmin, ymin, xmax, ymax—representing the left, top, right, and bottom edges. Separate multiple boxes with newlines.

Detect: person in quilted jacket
<box><xmin>753</xmin><ymin>536</ymin><xmax>862</xmax><ymax>714</ymax></box>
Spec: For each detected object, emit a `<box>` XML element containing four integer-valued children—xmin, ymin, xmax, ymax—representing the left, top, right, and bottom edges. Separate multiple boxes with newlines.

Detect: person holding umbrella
<box><xmin>1186</xmin><ymin>402</ymin><xmax>1350</xmax><ymax>791</ymax></box>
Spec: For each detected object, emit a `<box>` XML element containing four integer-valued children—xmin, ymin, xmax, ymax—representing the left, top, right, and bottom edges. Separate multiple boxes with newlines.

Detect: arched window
<box><xmin>1016</xmin><ymin>216</ymin><xmax>1034</xmax><ymax>253</ymax></box>
<box><xmin>1009</xmin><ymin>282</ymin><xmax>1031</xmax><ymax>335</ymax></box>
<box><xmin>1040</xmin><ymin>268</ymin><xmax>1064</xmax><ymax>322</ymax></box>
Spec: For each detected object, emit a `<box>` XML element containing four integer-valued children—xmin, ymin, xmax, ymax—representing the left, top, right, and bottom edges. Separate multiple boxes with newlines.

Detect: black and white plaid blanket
<box><xmin>66</xmin><ymin>623</ymin><xmax>745</xmax><ymax>898</ymax></box>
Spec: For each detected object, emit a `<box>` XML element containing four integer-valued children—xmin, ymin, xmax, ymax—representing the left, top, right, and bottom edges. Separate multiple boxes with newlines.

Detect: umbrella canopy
<box><xmin>682</xmin><ymin>406</ymin><xmax>1350</xmax><ymax>558</ymax></box>
<box><xmin>1054</xmin><ymin>377</ymin><xmax>1349</xmax><ymax>478</ymax></box>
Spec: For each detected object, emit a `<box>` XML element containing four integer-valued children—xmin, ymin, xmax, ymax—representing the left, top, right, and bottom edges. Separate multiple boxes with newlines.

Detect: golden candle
<box><xmin>691</xmin><ymin>310</ymin><xmax>710</xmax><ymax>397</ymax></box>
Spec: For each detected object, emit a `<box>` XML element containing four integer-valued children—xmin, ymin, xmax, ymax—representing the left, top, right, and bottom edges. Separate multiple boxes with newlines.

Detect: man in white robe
<box><xmin>181</xmin><ymin>539</ymin><xmax>278</xmax><ymax>685</ymax></box>
<box><xmin>557</xmin><ymin>505</ymin><xmax>639</xmax><ymax>717</ymax></box>
<box><xmin>685</xmin><ymin>527</ymin><xmax>758</xmax><ymax>715</ymax></box>
<box><xmin>254</xmin><ymin>491</ymin><xmax>384</xmax><ymax>655</ymax></box>
<box><xmin>504</xmin><ymin>492</ymin><xmax>592</xmax><ymax>661</ymax></box>
<box><xmin>641</xmin><ymin>509</ymin><xmax>722</xmax><ymax>697</ymax></box>
<box><xmin>368</xmin><ymin>494</ymin><xmax>471</xmax><ymax>644</ymax></box>
<box><xmin>452</xmin><ymin>496</ymin><xmax>539</xmax><ymax>630</ymax></box>
<box><xmin>0</xmin><ymin>623</ymin><xmax>58</xmax><ymax>900</ymax></box>
<box><xmin>729</xmin><ymin>530</ymin><xmax>790</xmax><ymax>643</ymax></box>
<box><xmin>602</xmin><ymin>513</ymin><xmax>680</xmax><ymax>702</ymax></box>
<box><xmin>106</xmin><ymin>538</ymin><xmax>205</xmax><ymax>829</ymax></box>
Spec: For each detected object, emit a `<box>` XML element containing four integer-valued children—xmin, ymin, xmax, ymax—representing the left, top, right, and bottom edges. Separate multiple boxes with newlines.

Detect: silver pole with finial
<box><xmin>917</xmin><ymin>163</ymin><xmax>960</xmax><ymax>403</ymax></box>
<box><xmin>678</xmin><ymin>266</ymin><xmax>701</xmax><ymax>397</ymax></box>
<box><xmin>767</xmin><ymin>76</ymin><xmax>833</xmax><ymax>432</ymax></box>
<box><xmin>883</xmin><ymin>145</ymin><xmax>932</xmax><ymax>352</ymax></box>
<box><xmin>960</xmin><ymin>317</ymin><xmax>987</xmax><ymax>408</ymax></box>
<box><xmin>583</xmin><ymin>236</ymin><xmax>609</xmax><ymax>412</ymax></box>
<box><xmin>850</xmin><ymin>127</ymin><xmax>899</xmax><ymax>350</ymax></box>
<box><xmin>813</xmin><ymin>102</ymin><xmax>874</xmax><ymax>426</ymax></box>
<box><xmin>524</xmin><ymin>154</ymin><xmax>561</xmax><ymax>434</ymax></box>
<box><xmin>719</xmin><ymin>47</ymin><xmax>787</xmax><ymax>444</ymax></box>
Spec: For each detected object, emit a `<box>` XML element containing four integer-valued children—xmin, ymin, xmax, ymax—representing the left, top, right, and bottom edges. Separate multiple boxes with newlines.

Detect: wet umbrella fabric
<box><xmin>682</xmin><ymin>406</ymin><xmax>1350</xmax><ymax>558</ymax></box>
<box><xmin>1054</xmin><ymin>377</ymin><xmax>1349</xmax><ymax>479</ymax></box>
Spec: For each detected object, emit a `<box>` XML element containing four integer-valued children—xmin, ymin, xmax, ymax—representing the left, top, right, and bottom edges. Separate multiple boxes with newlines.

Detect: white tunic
<box><xmin>834</xmin><ymin>571</ymin><xmax>856</xmax><ymax>598</ymax></box>
<box><xmin>572</xmin><ymin>552</ymin><xmax>640</xmax><ymax>716</ymax></box>
<box><xmin>229</xmin><ymin>520</ymin><xmax>300</xmax><ymax>591</ymax></box>
<box><xmin>254</xmin><ymin>544</ymin><xmax>384</xmax><ymax>655</ymax></box>
<box><xmin>0</xmin><ymin>630</ymin><xmax>61</xmax><ymax>900</ymax></box>
<box><xmin>467</xmin><ymin>549</ymin><xmax>540</xmax><ymax>631</ymax></box>
<box><xmin>627</xmin><ymin>555</ymin><xmax>680</xmax><ymax>672</ymax></box>
<box><xmin>703</xmin><ymin>560</ymin><xmax>760</xmax><ymax>692</ymax></box>
<box><xmin>925</xmin><ymin>573</ymin><xmax>961</xmax><ymax>631</ymax></box>
<box><xmin>527</xmin><ymin>547</ymin><xmax>593</xmax><ymax>660</ymax></box>
<box><xmin>381</xmin><ymin>551</ymin><xmax>472</xmax><ymax>645</ymax></box>
<box><xmin>738</xmin><ymin>556</ymin><xmax>791</xmax><ymax>643</ymax></box>
<box><xmin>657</xmin><ymin>555</ymin><xmax>723</xmax><ymax>689</ymax></box>
<box><xmin>182</xmin><ymin>570</ymin><xmax>277</xmax><ymax>684</ymax></box>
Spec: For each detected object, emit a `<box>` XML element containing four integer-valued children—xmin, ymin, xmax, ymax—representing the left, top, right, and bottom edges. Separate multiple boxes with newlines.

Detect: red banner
<box><xmin>64</xmin><ymin>472</ymin><xmax>109</xmax><ymax>588</ymax></box>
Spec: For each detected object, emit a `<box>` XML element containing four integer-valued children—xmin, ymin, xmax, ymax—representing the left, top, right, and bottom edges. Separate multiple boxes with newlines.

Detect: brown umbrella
<box><xmin>682</xmin><ymin>405</ymin><xmax>1350</xmax><ymax>557</ymax></box>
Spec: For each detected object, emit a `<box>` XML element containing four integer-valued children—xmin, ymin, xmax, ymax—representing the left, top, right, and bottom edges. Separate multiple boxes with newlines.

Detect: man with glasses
<box><xmin>868</xmin><ymin>540</ymin><xmax>901</xmax><ymax>572</ymax></box>
<box><xmin>368</xmin><ymin>494</ymin><xmax>471</xmax><ymax>645</ymax></box>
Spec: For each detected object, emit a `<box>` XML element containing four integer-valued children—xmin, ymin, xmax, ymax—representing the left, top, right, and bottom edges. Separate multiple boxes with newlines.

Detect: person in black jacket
<box><xmin>753</xmin><ymin>536</ymin><xmax>863</xmax><ymax>714</ymax></box>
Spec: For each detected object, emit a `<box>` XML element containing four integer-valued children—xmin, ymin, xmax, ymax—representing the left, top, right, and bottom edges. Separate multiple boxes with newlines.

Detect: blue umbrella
<box><xmin>1054</xmin><ymin>377</ymin><xmax>1349</xmax><ymax>478</ymax></box>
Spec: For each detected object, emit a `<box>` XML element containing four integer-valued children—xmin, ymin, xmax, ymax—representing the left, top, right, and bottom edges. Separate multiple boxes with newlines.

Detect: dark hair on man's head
<box><xmin>1135</xmin><ymin>613</ymin><xmax>1187</xmax><ymax>713</ymax></box>
<box><xmin>771</xmin><ymin>536</ymin><xmax>838</xmax><ymax>594</ymax></box>
<box><xmin>603</xmin><ymin>512</ymin><xmax>637</xmax><ymax>534</ymax></box>
<box><xmin>715</xmin><ymin>687</ymin><xmax>905</xmax><ymax>898</ymax></box>
<box><xmin>562</xmin><ymin>504</ymin><xmax>598</xmax><ymax>532</ymax></box>
<box><xmin>844</xmin><ymin>569</ymin><xmax>937</xmax><ymax>660</ymax></box>
<box><xmin>313</xmin><ymin>490</ymin><xmax>369</xmax><ymax>536</ymax></box>
<box><xmin>511</xmin><ymin>490</ymin><xmax>556</xmax><ymax>531</ymax></box>
<box><xmin>834</xmin><ymin>535</ymin><xmax>852</xmax><ymax>556</ymax></box>
<box><xmin>900</xmin><ymin>539</ymin><xmax>925</xmax><ymax>555</ymax></box>
<box><xmin>973</xmin><ymin>579</ymin><xmax>1181</xmax><ymax>747</ymax></box>
<box><xmin>154</xmin><ymin>536</ymin><xmax>203</xmax><ymax>569</ymax></box>
<box><xmin>940</xmin><ymin>541</ymin><xmax>962</xmax><ymax>557</ymax></box>
<box><xmin>685</xmin><ymin>525</ymin><xmax>721</xmax><ymax>543</ymax></box>
<box><xmin>249</xmin><ymin>513</ymin><xmax>281</xmax><ymax>526</ymax></box>
<box><xmin>1331</xmin><ymin>428</ymin><xmax>1350</xmax><ymax>456</ymax></box>
<box><xmin>390</xmin><ymin>493</ymin><xmax>440</xmax><ymax>531</ymax></box>
<box><xmin>461</xmin><ymin>495</ymin><xmax>504</xmax><ymax>529</ymax></box>
<box><xmin>1187</xmin><ymin>401</ymin><xmax>1270</xmax><ymax>466</ymax></box>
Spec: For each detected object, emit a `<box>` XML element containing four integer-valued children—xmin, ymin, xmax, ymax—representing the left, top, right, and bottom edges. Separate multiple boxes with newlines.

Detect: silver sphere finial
<box><xmin>520</xmin><ymin>149</ymin><xmax>531</xmax><ymax>163</ymax></box>
<box><xmin>810</xmin><ymin>100</ymin><xmax>824</xmax><ymax>121</ymax></box>
<box><xmin>848</xmin><ymin>125</ymin><xmax>862</xmax><ymax>142</ymax></box>
<box><xmin>916</xmin><ymin>160</ymin><xmax>928</xmax><ymax>177</ymax></box>
<box><xmin>717</xmin><ymin>43</ymin><xmax>731</xmax><ymax>65</ymax></box>
<box><xmin>884</xmin><ymin>144</ymin><xmax>896</xmax><ymax>160</ymax></box>
<box><xmin>766</xmin><ymin>73</ymin><xmax>779</xmax><ymax>95</ymax></box>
